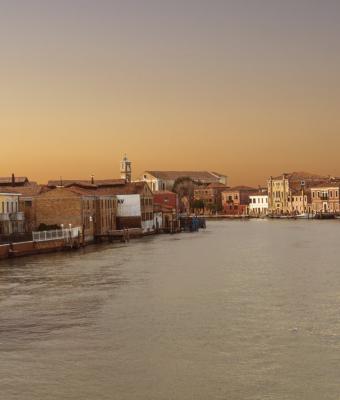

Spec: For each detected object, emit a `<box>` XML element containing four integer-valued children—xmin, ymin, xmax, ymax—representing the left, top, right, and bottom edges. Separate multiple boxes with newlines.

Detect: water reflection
<box><xmin>1</xmin><ymin>221</ymin><xmax>340</xmax><ymax>400</ymax></box>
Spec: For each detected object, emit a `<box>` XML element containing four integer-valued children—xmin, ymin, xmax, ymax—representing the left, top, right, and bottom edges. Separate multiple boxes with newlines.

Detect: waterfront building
<box><xmin>267</xmin><ymin>172</ymin><xmax>329</xmax><ymax>214</ymax></box>
<box><xmin>153</xmin><ymin>203</ymin><xmax>179</xmax><ymax>233</ymax></box>
<box><xmin>248</xmin><ymin>191</ymin><xmax>269</xmax><ymax>216</ymax></box>
<box><xmin>193</xmin><ymin>183</ymin><xmax>227</xmax><ymax>214</ymax></box>
<box><xmin>0</xmin><ymin>179</ymin><xmax>45</xmax><ymax>233</ymax></box>
<box><xmin>222</xmin><ymin>186</ymin><xmax>257</xmax><ymax>215</ymax></box>
<box><xmin>153</xmin><ymin>191</ymin><xmax>179</xmax><ymax>232</ymax></box>
<box><xmin>288</xmin><ymin>190</ymin><xmax>311</xmax><ymax>214</ymax></box>
<box><xmin>310</xmin><ymin>182</ymin><xmax>340</xmax><ymax>213</ymax></box>
<box><xmin>0</xmin><ymin>192</ymin><xmax>25</xmax><ymax>235</ymax></box>
<box><xmin>140</xmin><ymin>171</ymin><xmax>227</xmax><ymax>192</ymax></box>
<box><xmin>153</xmin><ymin>191</ymin><xmax>178</xmax><ymax>211</ymax></box>
<box><xmin>97</xmin><ymin>181</ymin><xmax>154</xmax><ymax>233</ymax></box>
<box><xmin>35</xmin><ymin>185</ymin><xmax>117</xmax><ymax>243</ymax></box>
<box><xmin>116</xmin><ymin>194</ymin><xmax>142</xmax><ymax>229</ymax></box>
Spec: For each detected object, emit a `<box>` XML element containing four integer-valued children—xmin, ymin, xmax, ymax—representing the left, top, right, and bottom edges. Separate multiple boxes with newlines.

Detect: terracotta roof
<box><xmin>0</xmin><ymin>176</ymin><xmax>30</xmax><ymax>185</ymax></box>
<box><xmin>270</xmin><ymin>171</ymin><xmax>328</xmax><ymax>181</ymax></box>
<box><xmin>207</xmin><ymin>183</ymin><xmax>228</xmax><ymax>189</ymax></box>
<box><xmin>153</xmin><ymin>190</ymin><xmax>176</xmax><ymax>195</ymax></box>
<box><xmin>0</xmin><ymin>183</ymin><xmax>46</xmax><ymax>197</ymax></box>
<box><xmin>94</xmin><ymin>182</ymin><xmax>151</xmax><ymax>196</ymax></box>
<box><xmin>144</xmin><ymin>171</ymin><xmax>225</xmax><ymax>182</ymax></box>
<box><xmin>224</xmin><ymin>186</ymin><xmax>257</xmax><ymax>192</ymax></box>
<box><xmin>47</xmin><ymin>179</ymin><xmax>126</xmax><ymax>188</ymax></box>
<box><xmin>211</xmin><ymin>172</ymin><xmax>227</xmax><ymax>178</ymax></box>
<box><xmin>310</xmin><ymin>182</ymin><xmax>340</xmax><ymax>189</ymax></box>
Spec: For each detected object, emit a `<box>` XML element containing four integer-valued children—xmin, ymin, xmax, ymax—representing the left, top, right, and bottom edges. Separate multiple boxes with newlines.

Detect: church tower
<box><xmin>120</xmin><ymin>154</ymin><xmax>132</xmax><ymax>183</ymax></box>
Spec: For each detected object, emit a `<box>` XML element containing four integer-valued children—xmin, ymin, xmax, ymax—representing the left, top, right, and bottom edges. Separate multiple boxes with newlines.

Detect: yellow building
<box><xmin>268</xmin><ymin>172</ymin><xmax>328</xmax><ymax>215</ymax></box>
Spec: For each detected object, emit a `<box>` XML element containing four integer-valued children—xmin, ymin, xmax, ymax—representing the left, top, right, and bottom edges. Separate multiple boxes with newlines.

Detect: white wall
<box><xmin>142</xmin><ymin>219</ymin><xmax>155</xmax><ymax>233</ymax></box>
<box><xmin>116</xmin><ymin>195</ymin><xmax>141</xmax><ymax>217</ymax></box>
<box><xmin>249</xmin><ymin>196</ymin><xmax>268</xmax><ymax>214</ymax></box>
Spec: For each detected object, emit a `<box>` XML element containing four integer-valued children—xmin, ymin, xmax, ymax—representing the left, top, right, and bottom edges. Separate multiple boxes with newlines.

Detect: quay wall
<box><xmin>0</xmin><ymin>239</ymin><xmax>68</xmax><ymax>260</ymax></box>
<box><xmin>0</xmin><ymin>227</ymin><xmax>146</xmax><ymax>260</ymax></box>
<box><xmin>0</xmin><ymin>244</ymin><xmax>10</xmax><ymax>259</ymax></box>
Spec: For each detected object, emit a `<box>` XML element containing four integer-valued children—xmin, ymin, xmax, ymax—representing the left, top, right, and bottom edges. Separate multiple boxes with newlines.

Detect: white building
<box><xmin>248</xmin><ymin>193</ymin><xmax>268</xmax><ymax>216</ymax></box>
<box><xmin>116</xmin><ymin>194</ymin><xmax>141</xmax><ymax>217</ymax></box>
<box><xmin>0</xmin><ymin>192</ymin><xmax>25</xmax><ymax>235</ymax></box>
<box><xmin>116</xmin><ymin>194</ymin><xmax>154</xmax><ymax>233</ymax></box>
<box><xmin>140</xmin><ymin>171</ymin><xmax>227</xmax><ymax>192</ymax></box>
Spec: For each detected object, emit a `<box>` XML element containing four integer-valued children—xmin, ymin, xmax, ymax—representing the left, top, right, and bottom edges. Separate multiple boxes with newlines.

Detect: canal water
<box><xmin>1</xmin><ymin>220</ymin><xmax>340</xmax><ymax>400</ymax></box>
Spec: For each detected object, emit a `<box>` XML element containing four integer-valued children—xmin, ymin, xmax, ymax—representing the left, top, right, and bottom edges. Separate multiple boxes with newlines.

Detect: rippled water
<box><xmin>1</xmin><ymin>220</ymin><xmax>340</xmax><ymax>399</ymax></box>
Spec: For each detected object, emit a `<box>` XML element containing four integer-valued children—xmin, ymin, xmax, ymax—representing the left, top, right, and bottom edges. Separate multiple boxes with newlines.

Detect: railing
<box><xmin>32</xmin><ymin>227</ymin><xmax>82</xmax><ymax>242</ymax></box>
<box><xmin>0</xmin><ymin>214</ymin><xmax>9</xmax><ymax>221</ymax></box>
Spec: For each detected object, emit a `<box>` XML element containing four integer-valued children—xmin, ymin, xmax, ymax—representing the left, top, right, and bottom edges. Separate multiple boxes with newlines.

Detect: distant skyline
<box><xmin>1</xmin><ymin>0</ymin><xmax>340</xmax><ymax>186</ymax></box>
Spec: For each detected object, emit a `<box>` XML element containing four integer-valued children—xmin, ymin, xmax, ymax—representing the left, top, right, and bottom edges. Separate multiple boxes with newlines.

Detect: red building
<box><xmin>222</xmin><ymin>186</ymin><xmax>257</xmax><ymax>215</ymax></box>
<box><xmin>153</xmin><ymin>191</ymin><xmax>178</xmax><ymax>211</ymax></box>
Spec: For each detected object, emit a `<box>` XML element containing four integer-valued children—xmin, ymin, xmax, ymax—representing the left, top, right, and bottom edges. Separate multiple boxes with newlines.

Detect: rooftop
<box><xmin>144</xmin><ymin>171</ymin><xmax>226</xmax><ymax>182</ymax></box>
<box><xmin>47</xmin><ymin>179</ymin><xmax>126</xmax><ymax>188</ymax></box>
<box><xmin>223</xmin><ymin>186</ymin><xmax>257</xmax><ymax>192</ymax></box>
<box><xmin>0</xmin><ymin>176</ymin><xmax>30</xmax><ymax>186</ymax></box>
<box><xmin>310</xmin><ymin>182</ymin><xmax>340</xmax><ymax>189</ymax></box>
<box><xmin>270</xmin><ymin>171</ymin><xmax>329</xmax><ymax>181</ymax></box>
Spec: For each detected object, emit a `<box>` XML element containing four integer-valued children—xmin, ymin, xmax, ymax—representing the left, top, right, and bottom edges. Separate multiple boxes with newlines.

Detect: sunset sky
<box><xmin>1</xmin><ymin>0</ymin><xmax>340</xmax><ymax>186</ymax></box>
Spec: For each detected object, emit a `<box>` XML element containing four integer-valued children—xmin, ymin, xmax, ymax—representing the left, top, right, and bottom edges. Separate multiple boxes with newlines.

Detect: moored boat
<box><xmin>296</xmin><ymin>213</ymin><xmax>313</xmax><ymax>219</ymax></box>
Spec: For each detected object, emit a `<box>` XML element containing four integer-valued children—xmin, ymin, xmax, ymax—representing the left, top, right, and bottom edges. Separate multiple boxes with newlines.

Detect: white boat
<box><xmin>296</xmin><ymin>213</ymin><xmax>312</xmax><ymax>219</ymax></box>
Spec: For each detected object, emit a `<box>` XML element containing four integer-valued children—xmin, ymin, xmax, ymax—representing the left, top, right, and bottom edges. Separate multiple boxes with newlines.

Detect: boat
<box><xmin>314</xmin><ymin>213</ymin><xmax>335</xmax><ymax>220</ymax></box>
<box><xmin>296</xmin><ymin>213</ymin><xmax>313</xmax><ymax>219</ymax></box>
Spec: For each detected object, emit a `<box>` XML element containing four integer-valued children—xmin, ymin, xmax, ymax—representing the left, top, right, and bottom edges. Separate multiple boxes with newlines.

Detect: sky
<box><xmin>1</xmin><ymin>0</ymin><xmax>340</xmax><ymax>186</ymax></box>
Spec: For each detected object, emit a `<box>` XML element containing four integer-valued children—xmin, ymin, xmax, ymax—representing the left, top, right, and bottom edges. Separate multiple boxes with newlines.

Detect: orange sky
<box><xmin>1</xmin><ymin>1</ymin><xmax>340</xmax><ymax>186</ymax></box>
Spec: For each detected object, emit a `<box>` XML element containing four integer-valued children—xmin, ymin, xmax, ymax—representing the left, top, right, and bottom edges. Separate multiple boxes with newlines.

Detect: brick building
<box><xmin>194</xmin><ymin>183</ymin><xmax>227</xmax><ymax>214</ymax></box>
<box><xmin>222</xmin><ymin>186</ymin><xmax>257</xmax><ymax>215</ymax></box>
<box><xmin>96</xmin><ymin>181</ymin><xmax>154</xmax><ymax>233</ymax></box>
<box><xmin>35</xmin><ymin>185</ymin><xmax>117</xmax><ymax>243</ymax></box>
<box><xmin>311</xmin><ymin>182</ymin><xmax>340</xmax><ymax>214</ymax></box>
<box><xmin>153</xmin><ymin>191</ymin><xmax>178</xmax><ymax>211</ymax></box>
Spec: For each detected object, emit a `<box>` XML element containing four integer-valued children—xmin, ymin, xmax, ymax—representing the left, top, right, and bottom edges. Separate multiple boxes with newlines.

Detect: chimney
<box><xmin>91</xmin><ymin>174</ymin><xmax>94</xmax><ymax>185</ymax></box>
<box><xmin>11</xmin><ymin>173</ymin><xmax>15</xmax><ymax>187</ymax></box>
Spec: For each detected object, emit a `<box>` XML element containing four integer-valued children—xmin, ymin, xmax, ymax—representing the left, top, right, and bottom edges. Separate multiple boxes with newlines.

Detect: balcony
<box><xmin>0</xmin><ymin>212</ymin><xmax>24</xmax><ymax>222</ymax></box>
<box><xmin>319</xmin><ymin>194</ymin><xmax>329</xmax><ymax>200</ymax></box>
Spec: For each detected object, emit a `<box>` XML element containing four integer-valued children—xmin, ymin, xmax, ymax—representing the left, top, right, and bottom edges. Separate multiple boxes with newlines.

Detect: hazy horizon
<box><xmin>1</xmin><ymin>0</ymin><xmax>340</xmax><ymax>186</ymax></box>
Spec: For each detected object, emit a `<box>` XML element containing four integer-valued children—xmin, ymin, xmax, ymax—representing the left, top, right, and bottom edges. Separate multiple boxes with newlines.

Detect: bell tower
<box><xmin>120</xmin><ymin>154</ymin><xmax>132</xmax><ymax>183</ymax></box>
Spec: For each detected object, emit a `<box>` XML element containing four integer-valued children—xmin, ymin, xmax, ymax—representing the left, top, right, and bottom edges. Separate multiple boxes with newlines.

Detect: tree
<box><xmin>192</xmin><ymin>199</ymin><xmax>205</xmax><ymax>210</ymax></box>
